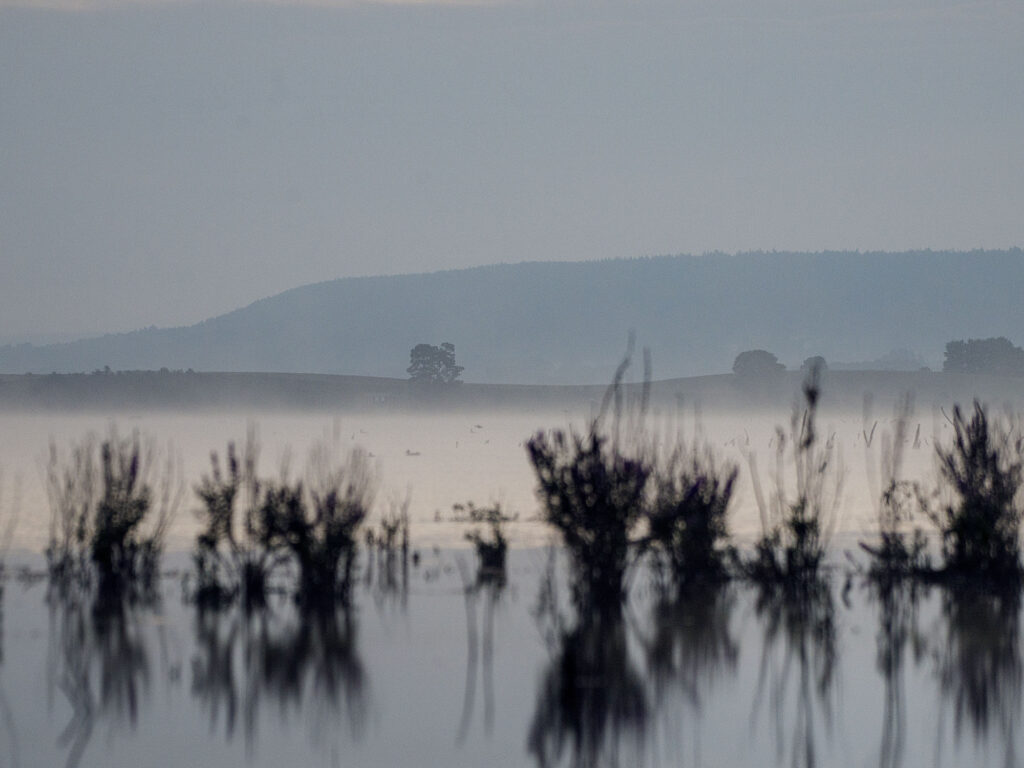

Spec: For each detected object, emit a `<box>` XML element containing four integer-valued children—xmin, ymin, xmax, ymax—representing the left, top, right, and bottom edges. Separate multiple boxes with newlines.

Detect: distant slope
<box><xmin>2</xmin><ymin>250</ymin><xmax>1022</xmax><ymax>384</ymax></box>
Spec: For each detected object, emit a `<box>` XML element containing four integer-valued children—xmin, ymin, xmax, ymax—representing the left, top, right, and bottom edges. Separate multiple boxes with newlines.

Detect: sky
<box><xmin>1</xmin><ymin>0</ymin><xmax>1022</xmax><ymax>342</ymax></box>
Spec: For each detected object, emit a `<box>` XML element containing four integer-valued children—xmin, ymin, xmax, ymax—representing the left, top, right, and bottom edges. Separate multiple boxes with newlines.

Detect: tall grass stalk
<box><xmin>861</xmin><ymin>395</ymin><xmax>929</xmax><ymax>578</ymax></box>
<box><xmin>746</xmin><ymin>364</ymin><xmax>843</xmax><ymax>582</ymax></box>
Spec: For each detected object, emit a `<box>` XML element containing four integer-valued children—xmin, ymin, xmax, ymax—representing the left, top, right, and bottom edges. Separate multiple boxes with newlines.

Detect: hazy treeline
<box><xmin>1</xmin><ymin>250</ymin><xmax>1023</xmax><ymax>383</ymax></box>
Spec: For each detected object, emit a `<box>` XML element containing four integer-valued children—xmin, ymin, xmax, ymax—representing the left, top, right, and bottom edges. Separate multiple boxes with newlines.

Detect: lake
<box><xmin>0</xmin><ymin>401</ymin><xmax>1011</xmax><ymax>767</ymax></box>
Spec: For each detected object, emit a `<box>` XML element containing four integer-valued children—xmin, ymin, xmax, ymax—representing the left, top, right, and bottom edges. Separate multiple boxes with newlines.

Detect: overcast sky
<box><xmin>1</xmin><ymin>0</ymin><xmax>1022</xmax><ymax>342</ymax></box>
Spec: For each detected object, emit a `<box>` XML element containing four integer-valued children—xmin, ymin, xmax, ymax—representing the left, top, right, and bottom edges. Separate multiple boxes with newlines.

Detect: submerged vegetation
<box><xmin>192</xmin><ymin>433</ymin><xmax>376</xmax><ymax>609</ymax></box>
<box><xmin>928</xmin><ymin>403</ymin><xmax>1024</xmax><ymax>581</ymax></box>
<box><xmin>861</xmin><ymin>399</ymin><xmax>1024</xmax><ymax>587</ymax></box>
<box><xmin>45</xmin><ymin>428</ymin><xmax>181</xmax><ymax>602</ymax></box>
<box><xmin>526</xmin><ymin>347</ymin><xmax>742</xmax><ymax>609</ymax></box>
<box><xmin>744</xmin><ymin>363</ymin><xmax>843</xmax><ymax>583</ymax></box>
<box><xmin>646</xmin><ymin>442</ymin><xmax>737</xmax><ymax>592</ymax></box>
<box><xmin>460</xmin><ymin>501</ymin><xmax>510</xmax><ymax>577</ymax></box>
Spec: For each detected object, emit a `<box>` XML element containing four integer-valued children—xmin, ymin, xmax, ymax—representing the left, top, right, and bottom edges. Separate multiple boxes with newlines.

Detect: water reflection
<box><xmin>527</xmin><ymin>555</ymin><xmax>648</xmax><ymax>768</ymax></box>
<box><xmin>456</xmin><ymin>557</ymin><xmax>507</xmax><ymax>744</ymax></box>
<box><xmin>752</xmin><ymin>576</ymin><xmax>837</xmax><ymax>768</ymax></box>
<box><xmin>0</xmin><ymin>599</ymin><xmax>18</xmax><ymax>768</ymax></box>
<box><xmin>190</xmin><ymin>601</ymin><xmax>366</xmax><ymax>754</ymax></box>
<box><xmin>47</xmin><ymin>595</ymin><xmax>157</xmax><ymax>768</ymax></box>
<box><xmin>643</xmin><ymin>582</ymin><xmax>738</xmax><ymax>709</ymax></box>
<box><xmin>935</xmin><ymin>584</ymin><xmax>1021</xmax><ymax>764</ymax></box>
<box><xmin>870</xmin><ymin>578</ymin><xmax>927</xmax><ymax>768</ymax></box>
<box><xmin>527</xmin><ymin>602</ymin><xmax>647</xmax><ymax>768</ymax></box>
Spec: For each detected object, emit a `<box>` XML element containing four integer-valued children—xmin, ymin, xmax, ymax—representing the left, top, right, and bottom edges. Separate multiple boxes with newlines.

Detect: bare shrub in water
<box><xmin>46</xmin><ymin>428</ymin><xmax>180</xmax><ymax>599</ymax></box>
<box><xmin>924</xmin><ymin>402</ymin><xmax>1024</xmax><ymax>581</ymax></box>
<box><xmin>192</xmin><ymin>433</ymin><xmax>284</xmax><ymax>608</ymax></box>
<box><xmin>193</xmin><ymin>434</ymin><xmax>375</xmax><ymax>608</ymax></box>
<box><xmin>745</xmin><ymin>364</ymin><xmax>843</xmax><ymax>582</ymax></box>
<box><xmin>460</xmin><ymin>502</ymin><xmax>510</xmax><ymax>577</ymax></box>
<box><xmin>526</xmin><ymin>351</ymin><xmax>651</xmax><ymax>607</ymax></box>
<box><xmin>528</xmin><ymin>346</ymin><xmax>740</xmax><ymax>605</ymax></box>
<box><xmin>645</xmin><ymin>440</ymin><xmax>738</xmax><ymax>592</ymax></box>
<box><xmin>271</xmin><ymin>444</ymin><xmax>375</xmax><ymax>607</ymax></box>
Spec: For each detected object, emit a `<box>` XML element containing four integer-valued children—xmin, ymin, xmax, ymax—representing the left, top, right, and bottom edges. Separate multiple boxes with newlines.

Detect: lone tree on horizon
<box><xmin>732</xmin><ymin>349</ymin><xmax>785</xmax><ymax>378</ymax></box>
<box><xmin>408</xmin><ymin>342</ymin><xmax>464</xmax><ymax>384</ymax></box>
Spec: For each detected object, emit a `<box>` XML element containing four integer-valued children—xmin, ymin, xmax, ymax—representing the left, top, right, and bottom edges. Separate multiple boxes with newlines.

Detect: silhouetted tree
<box><xmin>944</xmin><ymin>337</ymin><xmax>1024</xmax><ymax>375</ymax></box>
<box><xmin>407</xmin><ymin>342</ymin><xmax>464</xmax><ymax>383</ymax></box>
<box><xmin>732</xmin><ymin>349</ymin><xmax>785</xmax><ymax>378</ymax></box>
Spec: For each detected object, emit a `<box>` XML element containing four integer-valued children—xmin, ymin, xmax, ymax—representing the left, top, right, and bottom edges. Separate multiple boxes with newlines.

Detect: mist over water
<box><xmin>0</xmin><ymin>399</ymin><xmax>948</xmax><ymax>555</ymax></box>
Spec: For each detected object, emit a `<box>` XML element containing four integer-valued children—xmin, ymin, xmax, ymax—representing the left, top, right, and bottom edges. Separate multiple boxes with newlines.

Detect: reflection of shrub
<box><xmin>646</xmin><ymin>444</ymin><xmax>737</xmax><ymax>591</ymax></box>
<box><xmin>528</xmin><ymin>599</ymin><xmax>647</xmax><ymax>767</ymax></box>
<box><xmin>745</xmin><ymin>365</ymin><xmax>842</xmax><ymax>582</ymax></box>
<box><xmin>925</xmin><ymin>402</ymin><xmax>1024</xmax><ymax>580</ymax></box>
<box><xmin>46</xmin><ymin>428</ymin><xmax>179</xmax><ymax>598</ymax></box>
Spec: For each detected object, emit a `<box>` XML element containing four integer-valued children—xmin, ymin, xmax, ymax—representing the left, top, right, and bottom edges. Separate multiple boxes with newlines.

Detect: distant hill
<box><xmin>2</xmin><ymin>250</ymin><xmax>1022</xmax><ymax>384</ymax></box>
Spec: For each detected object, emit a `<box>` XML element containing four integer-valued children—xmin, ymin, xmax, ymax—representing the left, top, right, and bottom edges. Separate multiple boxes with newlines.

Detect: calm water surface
<box><xmin>0</xmin><ymin>549</ymin><xmax>1018</xmax><ymax>768</ymax></box>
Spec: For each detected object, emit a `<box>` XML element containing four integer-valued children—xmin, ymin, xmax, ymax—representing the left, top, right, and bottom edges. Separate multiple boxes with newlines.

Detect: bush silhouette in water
<box><xmin>46</xmin><ymin>428</ymin><xmax>180</xmax><ymax>600</ymax></box>
<box><xmin>926</xmin><ymin>402</ymin><xmax>1024</xmax><ymax>581</ymax></box>
<box><xmin>193</xmin><ymin>435</ymin><xmax>283</xmax><ymax>608</ymax></box>
<box><xmin>270</xmin><ymin>444</ymin><xmax>375</xmax><ymax>607</ymax></box>
<box><xmin>527</xmin><ymin>424</ymin><xmax>649</xmax><ymax>607</ymax></box>
<box><xmin>528</xmin><ymin>347</ymin><xmax>740</xmax><ymax>605</ymax></box>
<box><xmin>744</xmin><ymin>363</ymin><xmax>843</xmax><ymax>583</ymax></box>
<box><xmin>193</xmin><ymin>434</ymin><xmax>375</xmax><ymax>608</ymax></box>
<box><xmin>646</xmin><ymin>443</ymin><xmax>737</xmax><ymax>592</ymax></box>
<box><xmin>527</xmin><ymin>347</ymin><xmax>650</xmax><ymax>608</ymax></box>
<box><xmin>460</xmin><ymin>502</ymin><xmax>510</xmax><ymax>578</ymax></box>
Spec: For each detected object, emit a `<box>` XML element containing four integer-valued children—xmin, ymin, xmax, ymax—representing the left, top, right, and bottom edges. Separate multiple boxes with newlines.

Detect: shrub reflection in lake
<box><xmin>47</xmin><ymin>594</ymin><xmax>156</xmax><ymax>768</ymax></box>
<box><xmin>870</xmin><ymin>578</ymin><xmax>927</xmax><ymax>768</ymax></box>
<box><xmin>936</xmin><ymin>584</ymin><xmax>1021</xmax><ymax>763</ymax></box>
<box><xmin>190</xmin><ymin>600</ymin><xmax>366</xmax><ymax>754</ymax></box>
<box><xmin>643</xmin><ymin>581</ymin><xmax>738</xmax><ymax>712</ymax></box>
<box><xmin>527</xmin><ymin>556</ymin><xmax>648</xmax><ymax>768</ymax></box>
<box><xmin>752</xmin><ymin>574</ymin><xmax>837</xmax><ymax>768</ymax></box>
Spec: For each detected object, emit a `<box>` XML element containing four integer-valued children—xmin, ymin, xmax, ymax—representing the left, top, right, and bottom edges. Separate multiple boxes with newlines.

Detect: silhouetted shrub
<box><xmin>645</xmin><ymin>443</ymin><xmax>737</xmax><ymax>591</ymax></box>
<box><xmin>528</xmin><ymin>425</ymin><xmax>649</xmax><ymax>607</ymax></box>
<box><xmin>46</xmin><ymin>428</ymin><xmax>179</xmax><ymax>599</ymax></box>
<box><xmin>528</xmin><ymin>347</ymin><xmax>739</xmax><ymax>604</ymax></box>
<box><xmin>192</xmin><ymin>435</ymin><xmax>283</xmax><ymax>608</ymax></box>
<box><xmin>924</xmin><ymin>402</ymin><xmax>1024</xmax><ymax>581</ymax></box>
<box><xmin>193</xmin><ymin>436</ymin><xmax>374</xmax><ymax>608</ymax></box>
<box><xmin>269</xmin><ymin>445</ymin><xmax>375</xmax><ymax>607</ymax></box>
<box><xmin>745</xmin><ymin>364</ymin><xmax>843</xmax><ymax>582</ymax></box>
<box><xmin>461</xmin><ymin>502</ymin><xmax>509</xmax><ymax>577</ymax></box>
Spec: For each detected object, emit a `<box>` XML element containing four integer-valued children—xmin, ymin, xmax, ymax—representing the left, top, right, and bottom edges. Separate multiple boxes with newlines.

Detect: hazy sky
<box><xmin>2</xmin><ymin>0</ymin><xmax>1022</xmax><ymax>341</ymax></box>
